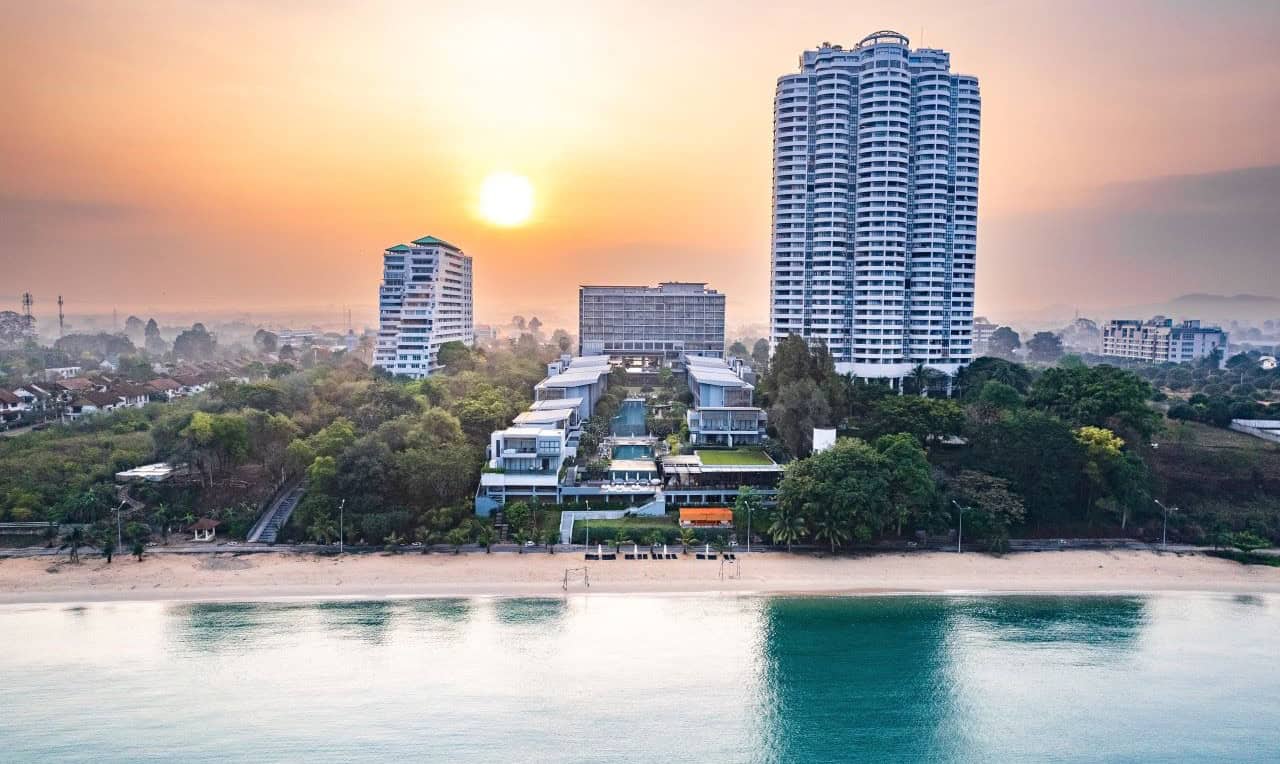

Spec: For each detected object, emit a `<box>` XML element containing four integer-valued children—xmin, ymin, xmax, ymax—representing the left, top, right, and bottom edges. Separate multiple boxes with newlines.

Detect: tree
<box><xmin>988</xmin><ymin>326</ymin><xmax>1021</xmax><ymax>359</ymax></box>
<box><xmin>308</xmin><ymin>515</ymin><xmax>337</xmax><ymax>544</ymax></box>
<box><xmin>144</xmin><ymin>319</ymin><xmax>167</xmax><ymax>356</ymax></box>
<box><xmin>545</xmin><ymin>528</ymin><xmax>561</xmax><ymax>553</ymax></box>
<box><xmin>865</xmin><ymin>396</ymin><xmax>964</xmax><ymax>448</ymax></box>
<box><xmin>132</xmin><ymin>539</ymin><xmax>145</xmax><ymax>561</ymax></box>
<box><xmin>976</xmin><ymin>381</ymin><xmax>1022</xmax><ymax>413</ymax></box>
<box><xmin>776</xmin><ymin>438</ymin><xmax>891</xmax><ymax>549</ymax></box>
<box><xmin>810</xmin><ymin>501</ymin><xmax>851</xmax><ymax>553</ymax></box>
<box><xmin>503</xmin><ymin>501</ymin><xmax>532</xmax><ymax>536</ymax></box>
<box><xmin>949</xmin><ymin>470</ymin><xmax>1026</xmax><ymax>552</ymax></box>
<box><xmin>751</xmin><ymin>338</ymin><xmax>771</xmax><ymax>372</ymax></box>
<box><xmin>527</xmin><ymin>316</ymin><xmax>542</xmax><ymax>337</ymax></box>
<box><xmin>679</xmin><ymin>528</ymin><xmax>697</xmax><ymax>555</ymax></box>
<box><xmin>447</xmin><ymin>527</ymin><xmax>469</xmax><ymax>554</ymax></box>
<box><xmin>60</xmin><ymin>526</ymin><xmax>87</xmax><ymax>563</ymax></box>
<box><xmin>100</xmin><ymin>534</ymin><xmax>116</xmax><ymax>564</ymax></box>
<box><xmin>436</xmin><ymin>341</ymin><xmax>475</xmax><ymax>374</ymax></box>
<box><xmin>956</xmin><ymin>357</ymin><xmax>1033</xmax><ymax>399</ymax></box>
<box><xmin>611</xmin><ymin>529</ymin><xmax>631</xmax><ymax>554</ymax></box>
<box><xmin>770</xmin><ymin>378</ymin><xmax>832</xmax><ymax>458</ymax></box>
<box><xmin>1027</xmin><ymin>365</ymin><xmax>1160</xmax><ymax>439</ymax></box>
<box><xmin>172</xmin><ymin>323</ymin><xmax>216</xmax><ymax>361</ymax></box>
<box><xmin>966</xmin><ymin>409</ymin><xmax>1082</xmax><ymax>532</ymax></box>
<box><xmin>874</xmin><ymin>433</ymin><xmax>937</xmax><ymax>536</ymax></box>
<box><xmin>475</xmin><ymin>525</ymin><xmax>494</xmax><ymax>553</ymax></box>
<box><xmin>767</xmin><ymin>503</ymin><xmax>806</xmax><ymax>552</ymax></box>
<box><xmin>551</xmin><ymin>329</ymin><xmax>572</xmax><ymax>353</ymax></box>
<box><xmin>1027</xmin><ymin>332</ymin><xmax>1064</xmax><ymax>363</ymax></box>
<box><xmin>728</xmin><ymin>341</ymin><xmax>749</xmax><ymax>358</ymax></box>
<box><xmin>253</xmin><ymin>329</ymin><xmax>279</xmax><ymax>353</ymax></box>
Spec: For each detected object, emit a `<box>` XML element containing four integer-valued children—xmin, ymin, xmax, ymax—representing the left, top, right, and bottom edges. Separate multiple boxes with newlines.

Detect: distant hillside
<box><xmin>1119</xmin><ymin>294</ymin><xmax>1280</xmax><ymax>325</ymax></box>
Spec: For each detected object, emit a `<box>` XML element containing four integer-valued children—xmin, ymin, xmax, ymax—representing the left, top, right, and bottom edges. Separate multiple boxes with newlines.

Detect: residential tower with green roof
<box><xmin>374</xmin><ymin>236</ymin><xmax>473</xmax><ymax>377</ymax></box>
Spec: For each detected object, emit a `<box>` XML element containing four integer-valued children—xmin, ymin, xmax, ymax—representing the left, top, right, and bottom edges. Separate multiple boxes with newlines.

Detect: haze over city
<box><xmin>3</xmin><ymin>0</ymin><xmax>1278</xmax><ymax>328</ymax></box>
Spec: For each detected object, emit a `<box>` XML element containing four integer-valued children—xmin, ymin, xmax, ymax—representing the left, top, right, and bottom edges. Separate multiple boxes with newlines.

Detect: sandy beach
<box><xmin>1</xmin><ymin>549</ymin><xmax>1277</xmax><ymax>605</ymax></box>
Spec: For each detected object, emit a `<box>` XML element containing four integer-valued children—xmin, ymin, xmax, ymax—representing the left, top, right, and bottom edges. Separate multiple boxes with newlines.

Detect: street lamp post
<box><xmin>746</xmin><ymin>504</ymin><xmax>752</xmax><ymax>554</ymax></box>
<box><xmin>112</xmin><ymin>499</ymin><xmax>127</xmax><ymax>550</ymax></box>
<box><xmin>1154</xmin><ymin>499</ymin><xmax>1177</xmax><ymax>550</ymax></box>
<box><xmin>951</xmin><ymin>500</ymin><xmax>970</xmax><ymax>554</ymax></box>
<box><xmin>338</xmin><ymin>499</ymin><xmax>345</xmax><ymax>555</ymax></box>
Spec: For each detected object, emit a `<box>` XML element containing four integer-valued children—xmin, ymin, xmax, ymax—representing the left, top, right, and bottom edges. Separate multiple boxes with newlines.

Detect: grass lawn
<box><xmin>695</xmin><ymin>448</ymin><xmax>774</xmax><ymax>466</ymax></box>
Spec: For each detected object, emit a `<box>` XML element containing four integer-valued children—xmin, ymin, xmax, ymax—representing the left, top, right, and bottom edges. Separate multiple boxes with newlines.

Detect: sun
<box><xmin>478</xmin><ymin>171</ymin><xmax>535</xmax><ymax>227</ymax></box>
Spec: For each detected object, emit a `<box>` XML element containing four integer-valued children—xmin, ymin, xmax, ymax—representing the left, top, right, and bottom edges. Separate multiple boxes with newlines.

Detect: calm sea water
<box><xmin>1</xmin><ymin>594</ymin><xmax>1277</xmax><ymax>762</ymax></box>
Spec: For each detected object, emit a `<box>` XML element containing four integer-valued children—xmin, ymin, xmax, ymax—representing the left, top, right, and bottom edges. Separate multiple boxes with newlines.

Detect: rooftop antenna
<box><xmin>21</xmin><ymin>292</ymin><xmax>33</xmax><ymax>319</ymax></box>
<box><xmin>58</xmin><ymin>295</ymin><xmax>65</xmax><ymax>338</ymax></box>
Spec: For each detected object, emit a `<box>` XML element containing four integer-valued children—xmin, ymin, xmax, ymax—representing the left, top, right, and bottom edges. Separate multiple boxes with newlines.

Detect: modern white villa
<box><xmin>684</xmin><ymin>355</ymin><xmax>767</xmax><ymax>447</ymax></box>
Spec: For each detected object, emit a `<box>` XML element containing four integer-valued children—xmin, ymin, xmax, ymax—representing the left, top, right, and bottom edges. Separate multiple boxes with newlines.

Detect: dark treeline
<box><xmin>757</xmin><ymin>336</ymin><xmax>1277</xmax><ymax>550</ymax></box>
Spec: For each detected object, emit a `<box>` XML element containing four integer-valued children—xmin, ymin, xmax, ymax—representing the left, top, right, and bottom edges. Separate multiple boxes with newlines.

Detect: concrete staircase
<box><xmin>248</xmin><ymin>484</ymin><xmax>305</xmax><ymax>543</ymax></box>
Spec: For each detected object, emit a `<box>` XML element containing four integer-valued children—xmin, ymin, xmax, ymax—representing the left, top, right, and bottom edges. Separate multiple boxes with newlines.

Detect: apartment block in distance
<box><xmin>771</xmin><ymin>31</ymin><xmax>980</xmax><ymax>380</ymax></box>
<box><xmin>1101</xmin><ymin>317</ymin><xmax>1227</xmax><ymax>364</ymax></box>
<box><xmin>374</xmin><ymin>235</ymin><xmax>473</xmax><ymax>378</ymax></box>
<box><xmin>578</xmin><ymin>282</ymin><xmax>725</xmax><ymax>362</ymax></box>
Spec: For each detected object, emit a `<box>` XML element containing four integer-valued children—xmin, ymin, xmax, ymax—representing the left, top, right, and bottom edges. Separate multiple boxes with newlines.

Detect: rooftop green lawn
<box><xmin>695</xmin><ymin>448</ymin><xmax>774</xmax><ymax>466</ymax></box>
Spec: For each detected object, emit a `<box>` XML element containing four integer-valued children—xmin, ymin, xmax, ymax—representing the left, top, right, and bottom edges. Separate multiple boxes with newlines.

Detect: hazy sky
<box><xmin>2</xmin><ymin>0</ymin><xmax>1279</xmax><ymax>330</ymax></box>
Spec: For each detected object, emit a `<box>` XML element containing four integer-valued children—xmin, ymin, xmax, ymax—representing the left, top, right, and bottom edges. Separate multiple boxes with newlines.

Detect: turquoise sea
<box><xmin>2</xmin><ymin>593</ymin><xmax>1278</xmax><ymax>762</ymax></box>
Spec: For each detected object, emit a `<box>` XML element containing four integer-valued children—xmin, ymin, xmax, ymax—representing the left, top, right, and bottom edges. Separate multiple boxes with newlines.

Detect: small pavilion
<box><xmin>189</xmin><ymin>518</ymin><xmax>221</xmax><ymax>542</ymax></box>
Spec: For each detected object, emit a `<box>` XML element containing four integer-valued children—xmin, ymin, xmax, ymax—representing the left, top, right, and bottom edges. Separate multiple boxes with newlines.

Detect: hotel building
<box><xmin>579</xmin><ymin>282</ymin><xmax>725</xmax><ymax>362</ymax></box>
<box><xmin>770</xmin><ymin>31</ymin><xmax>980</xmax><ymax>380</ymax></box>
<box><xmin>373</xmin><ymin>236</ymin><xmax>473</xmax><ymax>378</ymax></box>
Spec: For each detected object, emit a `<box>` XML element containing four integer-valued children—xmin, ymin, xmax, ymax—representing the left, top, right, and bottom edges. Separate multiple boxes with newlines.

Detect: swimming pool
<box><xmin>610</xmin><ymin>399</ymin><xmax>647</xmax><ymax>436</ymax></box>
<box><xmin>611</xmin><ymin>443</ymin><xmax>653</xmax><ymax>459</ymax></box>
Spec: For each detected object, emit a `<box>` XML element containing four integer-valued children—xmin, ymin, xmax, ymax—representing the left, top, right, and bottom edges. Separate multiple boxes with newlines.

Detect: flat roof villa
<box><xmin>683</xmin><ymin>355</ymin><xmax>767</xmax><ymax>447</ymax></box>
<box><xmin>534</xmin><ymin>355</ymin><xmax>612</xmax><ymax>421</ymax></box>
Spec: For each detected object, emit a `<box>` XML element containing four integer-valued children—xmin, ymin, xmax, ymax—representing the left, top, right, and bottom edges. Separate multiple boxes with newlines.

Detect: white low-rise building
<box><xmin>1101</xmin><ymin>317</ymin><xmax>1228</xmax><ymax>364</ymax></box>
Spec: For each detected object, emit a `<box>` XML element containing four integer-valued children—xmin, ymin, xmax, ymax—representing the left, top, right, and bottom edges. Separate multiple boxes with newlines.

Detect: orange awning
<box><xmin>679</xmin><ymin>508</ymin><xmax>733</xmax><ymax>525</ymax></box>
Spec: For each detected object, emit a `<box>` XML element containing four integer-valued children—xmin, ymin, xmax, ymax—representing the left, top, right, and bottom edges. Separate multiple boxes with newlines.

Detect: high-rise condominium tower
<box><xmin>770</xmin><ymin>31</ymin><xmax>980</xmax><ymax>379</ymax></box>
<box><xmin>374</xmin><ymin>235</ymin><xmax>473</xmax><ymax>378</ymax></box>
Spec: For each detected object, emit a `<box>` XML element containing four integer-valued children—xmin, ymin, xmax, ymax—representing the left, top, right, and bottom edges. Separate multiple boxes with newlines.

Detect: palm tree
<box><xmin>100</xmin><ymin>535</ymin><xmax>116</xmax><ymax>564</ymax></box>
<box><xmin>309</xmin><ymin>517</ymin><xmax>337</xmax><ymax>545</ymax></box>
<box><xmin>768</xmin><ymin>504</ymin><xmax>807</xmax><ymax>553</ymax></box>
<box><xmin>611</xmin><ymin>530</ymin><xmax>631</xmax><ymax>554</ymax></box>
<box><xmin>447</xmin><ymin>527</ymin><xmax>468</xmax><ymax>555</ymax></box>
<box><xmin>645</xmin><ymin>531</ymin><xmax>663</xmax><ymax>556</ymax></box>
<box><xmin>59</xmin><ymin>527</ymin><xmax>87</xmax><ymax>563</ymax></box>
<box><xmin>383</xmin><ymin>532</ymin><xmax>404</xmax><ymax>553</ymax></box>
<box><xmin>679</xmin><ymin>528</ymin><xmax>697</xmax><ymax>555</ymax></box>
<box><xmin>132</xmin><ymin>540</ymin><xmax>145</xmax><ymax>561</ymax></box>
<box><xmin>414</xmin><ymin>526</ymin><xmax>433</xmax><ymax>554</ymax></box>
<box><xmin>475</xmin><ymin>525</ymin><xmax>494</xmax><ymax>554</ymax></box>
<box><xmin>811</xmin><ymin>505</ymin><xmax>850</xmax><ymax>554</ymax></box>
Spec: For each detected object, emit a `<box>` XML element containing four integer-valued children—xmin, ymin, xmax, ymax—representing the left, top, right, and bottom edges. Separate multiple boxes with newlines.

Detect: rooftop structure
<box><xmin>683</xmin><ymin>355</ymin><xmax>767</xmax><ymax>447</ymax></box>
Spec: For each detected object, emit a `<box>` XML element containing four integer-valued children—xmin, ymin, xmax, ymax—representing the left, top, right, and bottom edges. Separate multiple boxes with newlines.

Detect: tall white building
<box><xmin>770</xmin><ymin>31</ymin><xmax>980</xmax><ymax>380</ymax></box>
<box><xmin>374</xmin><ymin>235</ymin><xmax>473</xmax><ymax>378</ymax></box>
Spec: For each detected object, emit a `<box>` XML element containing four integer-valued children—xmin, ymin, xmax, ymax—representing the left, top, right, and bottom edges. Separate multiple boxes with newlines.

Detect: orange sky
<box><xmin>3</xmin><ymin>1</ymin><xmax>1279</xmax><ymax>330</ymax></box>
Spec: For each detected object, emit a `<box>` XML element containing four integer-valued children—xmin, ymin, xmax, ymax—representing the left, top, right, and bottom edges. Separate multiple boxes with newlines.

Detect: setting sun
<box><xmin>477</xmin><ymin>172</ymin><xmax>535</xmax><ymax>227</ymax></box>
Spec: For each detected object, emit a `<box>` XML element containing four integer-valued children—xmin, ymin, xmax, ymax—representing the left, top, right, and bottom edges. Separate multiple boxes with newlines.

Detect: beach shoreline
<box><xmin>2</xmin><ymin>548</ymin><xmax>1278</xmax><ymax>606</ymax></box>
